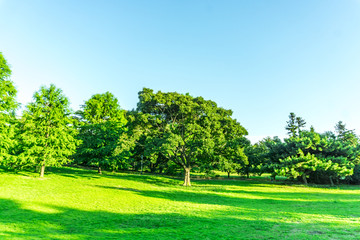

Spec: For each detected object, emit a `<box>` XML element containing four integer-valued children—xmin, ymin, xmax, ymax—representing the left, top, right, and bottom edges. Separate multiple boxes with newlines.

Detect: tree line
<box><xmin>1</xmin><ymin>52</ymin><xmax>359</xmax><ymax>186</ymax></box>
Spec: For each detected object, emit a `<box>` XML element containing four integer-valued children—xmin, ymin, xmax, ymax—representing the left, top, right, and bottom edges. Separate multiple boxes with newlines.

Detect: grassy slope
<box><xmin>0</xmin><ymin>167</ymin><xmax>359</xmax><ymax>240</ymax></box>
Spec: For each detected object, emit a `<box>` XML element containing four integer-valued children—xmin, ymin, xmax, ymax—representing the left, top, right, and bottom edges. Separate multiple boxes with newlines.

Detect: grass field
<box><xmin>0</xmin><ymin>167</ymin><xmax>359</xmax><ymax>240</ymax></box>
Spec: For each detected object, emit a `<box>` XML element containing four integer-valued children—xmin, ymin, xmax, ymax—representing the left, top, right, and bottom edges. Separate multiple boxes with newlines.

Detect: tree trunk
<box><xmin>316</xmin><ymin>172</ymin><xmax>320</xmax><ymax>184</ymax></box>
<box><xmin>246</xmin><ymin>172</ymin><xmax>250</xmax><ymax>179</ymax></box>
<box><xmin>227</xmin><ymin>172</ymin><xmax>230</xmax><ymax>178</ymax></box>
<box><xmin>329</xmin><ymin>176</ymin><xmax>334</xmax><ymax>186</ymax></box>
<box><xmin>98</xmin><ymin>166</ymin><xmax>102</xmax><ymax>174</ymax></box>
<box><xmin>270</xmin><ymin>174</ymin><xmax>276</xmax><ymax>181</ymax></box>
<box><xmin>302</xmin><ymin>174</ymin><xmax>308</xmax><ymax>185</ymax></box>
<box><xmin>150</xmin><ymin>163</ymin><xmax>155</xmax><ymax>173</ymax></box>
<box><xmin>183</xmin><ymin>167</ymin><xmax>191</xmax><ymax>186</ymax></box>
<box><xmin>40</xmin><ymin>164</ymin><xmax>45</xmax><ymax>178</ymax></box>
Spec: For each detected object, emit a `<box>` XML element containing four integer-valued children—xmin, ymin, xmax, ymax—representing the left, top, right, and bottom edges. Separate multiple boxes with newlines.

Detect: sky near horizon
<box><xmin>1</xmin><ymin>0</ymin><xmax>360</xmax><ymax>143</ymax></box>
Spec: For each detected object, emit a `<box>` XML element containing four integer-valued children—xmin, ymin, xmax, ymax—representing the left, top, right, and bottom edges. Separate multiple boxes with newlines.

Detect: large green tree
<box><xmin>16</xmin><ymin>85</ymin><xmax>78</xmax><ymax>177</ymax></box>
<box><xmin>120</xmin><ymin>88</ymin><xmax>248</xmax><ymax>186</ymax></box>
<box><xmin>0</xmin><ymin>52</ymin><xmax>18</xmax><ymax>167</ymax></box>
<box><xmin>75</xmin><ymin>92</ymin><xmax>127</xmax><ymax>174</ymax></box>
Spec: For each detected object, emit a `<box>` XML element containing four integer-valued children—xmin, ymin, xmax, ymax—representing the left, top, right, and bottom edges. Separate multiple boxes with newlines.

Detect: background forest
<box><xmin>1</xmin><ymin>52</ymin><xmax>360</xmax><ymax>186</ymax></box>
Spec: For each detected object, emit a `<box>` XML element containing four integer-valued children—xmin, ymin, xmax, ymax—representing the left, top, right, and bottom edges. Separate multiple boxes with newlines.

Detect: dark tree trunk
<box><xmin>183</xmin><ymin>167</ymin><xmax>191</xmax><ymax>186</ymax></box>
<box><xmin>40</xmin><ymin>164</ymin><xmax>45</xmax><ymax>178</ymax></box>
<box><xmin>98</xmin><ymin>166</ymin><xmax>102</xmax><ymax>174</ymax></box>
<box><xmin>270</xmin><ymin>175</ymin><xmax>276</xmax><ymax>181</ymax></box>
<box><xmin>329</xmin><ymin>176</ymin><xmax>334</xmax><ymax>186</ymax></box>
<box><xmin>150</xmin><ymin>163</ymin><xmax>155</xmax><ymax>173</ymax></box>
<box><xmin>302</xmin><ymin>174</ymin><xmax>308</xmax><ymax>185</ymax></box>
<box><xmin>316</xmin><ymin>172</ymin><xmax>320</xmax><ymax>184</ymax></box>
<box><xmin>246</xmin><ymin>172</ymin><xmax>250</xmax><ymax>179</ymax></box>
<box><xmin>227</xmin><ymin>172</ymin><xmax>230</xmax><ymax>178</ymax></box>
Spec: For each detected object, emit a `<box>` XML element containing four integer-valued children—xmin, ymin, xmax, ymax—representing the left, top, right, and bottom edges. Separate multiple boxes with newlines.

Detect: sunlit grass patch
<box><xmin>0</xmin><ymin>167</ymin><xmax>359</xmax><ymax>239</ymax></box>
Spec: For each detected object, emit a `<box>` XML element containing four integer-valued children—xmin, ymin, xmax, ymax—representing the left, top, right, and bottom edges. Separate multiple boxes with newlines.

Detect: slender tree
<box><xmin>0</xmin><ymin>52</ymin><xmax>18</xmax><ymax>167</ymax></box>
<box><xmin>17</xmin><ymin>85</ymin><xmax>78</xmax><ymax>177</ymax></box>
<box><xmin>335</xmin><ymin>121</ymin><xmax>358</xmax><ymax>146</ymax></box>
<box><xmin>295</xmin><ymin>116</ymin><xmax>306</xmax><ymax>135</ymax></box>
<box><xmin>285</xmin><ymin>112</ymin><xmax>297</xmax><ymax>137</ymax></box>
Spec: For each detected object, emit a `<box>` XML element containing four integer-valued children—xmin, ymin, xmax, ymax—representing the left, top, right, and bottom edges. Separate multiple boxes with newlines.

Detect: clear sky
<box><xmin>1</xmin><ymin>0</ymin><xmax>360</xmax><ymax>142</ymax></box>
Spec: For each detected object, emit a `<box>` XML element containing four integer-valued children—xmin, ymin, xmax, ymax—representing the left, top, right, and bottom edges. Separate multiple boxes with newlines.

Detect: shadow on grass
<box><xmin>94</xmin><ymin>184</ymin><xmax>360</xmax><ymax>219</ymax></box>
<box><xmin>0</xmin><ymin>198</ymin><xmax>359</xmax><ymax>240</ymax></box>
<box><xmin>48</xmin><ymin>167</ymin><xmax>182</xmax><ymax>187</ymax></box>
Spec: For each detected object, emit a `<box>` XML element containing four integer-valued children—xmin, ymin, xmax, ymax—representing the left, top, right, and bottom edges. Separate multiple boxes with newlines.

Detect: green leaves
<box><xmin>0</xmin><ymin>52</ymin><xmax>18</xmax><ymax>168</ymax></box>
<box><xmin>15</xmin><ymin>85</ymin><xmax>78</xmax><ymax>175</ymax></box>
<box><xmin>285</xmin><ymin>112</ymin><xmax>306</xmax><ymax>137</ymax></box>
<box><xmin>126</xmin><ymin>88</ymin><xmax>248</xmax><ymax>185</ymax></box>
<box><xmin>0</xmin><ymin>52</ymin><xmax>18</xmax><ymax>114</ymax></box>
<box><xmin>75</xmin><ymin>92</ymin><xmax>127</xmax><ymax>172</ymax></box>
<box><xmin>266</xmin><ymin>126</ymin><xmax>359</xmax><ymax>184</ymax></box>
<box><xmin>78</xmin><ymin>92</ymin><xmax>125</xmax><ymax>124</ymax></box>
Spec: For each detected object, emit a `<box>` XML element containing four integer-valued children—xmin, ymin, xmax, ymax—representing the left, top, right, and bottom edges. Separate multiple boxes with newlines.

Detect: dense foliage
<box><xmin>255</xmin><ymin>116</ymin><xmax>360</xmax><ymax>185</ymax></box>
<box><xmin>1</xmin><ymin>52</ymin><xmax>360</xmax><ymax>185</ymax></box>
<box><xmin>15</xmin><ymin>85</ymin><xmax>78</xmax><ymax>177</ymax></box>
<box><xmin>0</xmin><ymin>52</ymin><xmax>18</xmax><ymax>168</ymax></box>
<box><xmin>117</xmin><ymin>88</ymin><xmax>248</xmax><ymax>186</ymax></box>
<box><xmin>75</xmin><ymin>92</ymin><xmax>127</xmax><ymax>173</ymax></box>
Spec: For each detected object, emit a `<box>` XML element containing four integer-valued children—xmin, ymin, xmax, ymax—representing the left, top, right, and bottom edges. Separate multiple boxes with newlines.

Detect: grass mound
<box><xmin>0</xmin><ymin>167</ymin><xmax>359</xmax><ymax>239</ymax></box>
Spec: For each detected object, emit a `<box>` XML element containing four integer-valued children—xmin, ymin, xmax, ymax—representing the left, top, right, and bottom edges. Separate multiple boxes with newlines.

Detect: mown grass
<box><xmin>0</xmin><ymin>167</ymin><xmax>359</xmax><ymax>239</ymax></box>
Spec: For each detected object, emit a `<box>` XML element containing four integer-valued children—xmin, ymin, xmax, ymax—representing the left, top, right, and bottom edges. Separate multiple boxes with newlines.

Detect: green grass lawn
<box><xmin>0</xmin><ymin>167</ymin><xmax>359</xmax><ymax>240</ymax></box>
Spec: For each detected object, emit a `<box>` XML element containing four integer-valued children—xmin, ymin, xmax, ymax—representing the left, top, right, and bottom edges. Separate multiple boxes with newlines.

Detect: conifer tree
<box><xmin>285</xmin><ymin>112</ymin><xmax>297</xmax><ymax>137</ymax></box>
<box><xmin>0</xmin><ymin>52</ymin><xmax>18</xmax><ymax>167</ymax></box>
<box><xmin>17</xmin><ymin>85</ymin><xmax>78</xmax><ymax>177</ymax></box>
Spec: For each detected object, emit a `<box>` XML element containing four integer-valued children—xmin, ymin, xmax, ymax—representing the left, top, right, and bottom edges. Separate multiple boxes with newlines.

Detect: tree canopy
<box><xmin>0</xmin><ymin>52</ymin><xmax>18</xmax><ymax>168</ymax></box>
<box><xmin>16</xmin><ymin>85</ymin><xmax>78</xmax><ymax>177</ymax></box>
<box><xmin>119</xmin><ymin>88</ymin><xmax>248</xmax><ymax>186</ymax></box>
<box><xmin>265</xmin><ymin>117</ymin><xmax>360</xmax><ymax>185</ymax></box>
<box><xmin>75</xmin><ymin>92</ymin><xmax>127</xmax><ymax>174</ymax></box>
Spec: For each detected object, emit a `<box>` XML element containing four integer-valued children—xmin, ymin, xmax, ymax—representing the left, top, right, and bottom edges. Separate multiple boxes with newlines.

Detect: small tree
<box><xmin>75</xmin><ymin>92</ymin><xmax>126</xmax><ymax>174</ymax></box>
<box><xmin>217</xmin><ymin>137</ymin><xmax>249</xmax><ymax>178</ymax></box>
<box><xmin>295</xmin><ymin>116</ymin><xmax>306</xmax><ymax>135</ymax></box>
<box><xmin>17</xmin><ymin>85</ymin><xmax>78</xmax><ymax>177</ymax></box>
<box><xmin>285</xmin><ymin>112</ymin><xmax>306</xmax><ymax>137</ymax></box>
<box><xmin>0</xmin><ymin>52</ymin><xmax>18</xmax><ymax>168</ymax></box>
<box><xmin>285</xmin><ymin>112</ymin><xmax>297</xmax><ymax>137</ymax></box>
<box><xmin>243</xmin><ymin>140</ymin><xmax>269</xmax><ymax>178</ymax></box>
<box><xmin>335</xmin><ymin>121</ymin><xmax>358</xmax><ymax>146</ymax></box>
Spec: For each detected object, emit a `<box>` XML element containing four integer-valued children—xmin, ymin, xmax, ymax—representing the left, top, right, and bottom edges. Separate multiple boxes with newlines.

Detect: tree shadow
<box><xmin>0</xmin><ymin>198</ymin><xmax>359</xmax><ymax>240</ymax></box>
<box><xmin>95</xmin><ymin>185</ymin><xmax>142</xmax><ymax>192</ymax></box>
<box><xmin>46</xmin><ymin>167</ymin><xmax>181</xmax><ymax>186</ymax></box>
<box><xmin>94</xmin><ymin>183</ymin><xmax>360</xmax><ymax>220</ymax></box>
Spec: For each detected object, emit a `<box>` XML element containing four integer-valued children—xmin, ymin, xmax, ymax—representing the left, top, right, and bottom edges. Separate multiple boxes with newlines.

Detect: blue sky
<box><xmin>1</xmin><ymin>0</ymin><xmax>360</xmax><ymax>142</ymax></box>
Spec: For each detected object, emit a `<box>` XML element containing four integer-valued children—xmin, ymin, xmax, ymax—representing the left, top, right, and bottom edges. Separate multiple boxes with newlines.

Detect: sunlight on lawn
<box><xmin>0</xmin><ymin>167</ymin><xmax>359</xmax><ymax>239</ymax></box>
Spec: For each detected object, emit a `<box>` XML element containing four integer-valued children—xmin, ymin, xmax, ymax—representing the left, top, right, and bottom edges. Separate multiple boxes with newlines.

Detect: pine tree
<box><xmin>285</xmin><ymin>112</ymin><xmax>297</xmax><ymax>137</ymax></box>
<box><xmin>296</xmin><ymin>116</ymin><xmax>306</xmax><ymax>135</ymax></box>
